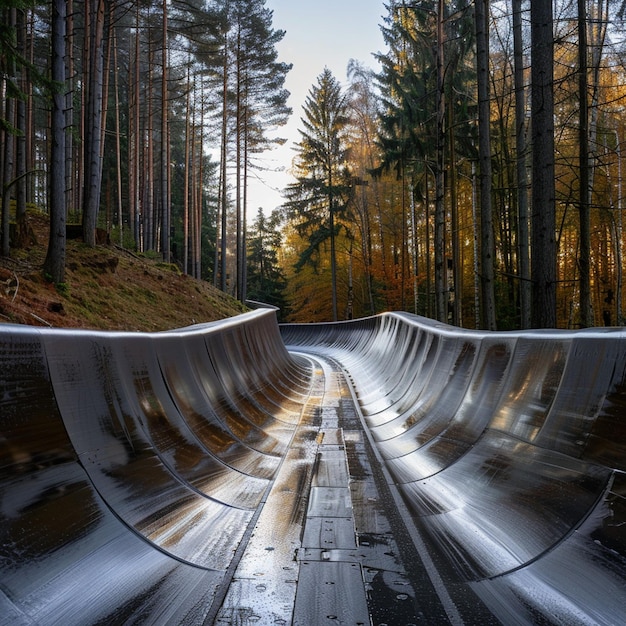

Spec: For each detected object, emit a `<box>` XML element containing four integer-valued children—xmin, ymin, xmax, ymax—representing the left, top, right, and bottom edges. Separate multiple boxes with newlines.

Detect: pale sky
<box><xmin>247</xmin><ymin>0</ymin><xmax>387</xmax><ymax>213</ymax></box>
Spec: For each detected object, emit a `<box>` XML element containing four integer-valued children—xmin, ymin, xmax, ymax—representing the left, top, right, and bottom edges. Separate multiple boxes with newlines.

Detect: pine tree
<box><xmin>285</xmin><ymin>68</ymin><xmax>352</xmax><ymax>321</ymax></box>
<box><xmin>246</xmin><ymin>207</ymin><xmax>288</xmax><ymax>316</ymax></box>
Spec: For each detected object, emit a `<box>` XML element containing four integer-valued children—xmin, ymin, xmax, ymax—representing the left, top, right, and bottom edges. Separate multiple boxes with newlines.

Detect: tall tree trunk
<box><xmin>578</xmin><ymin>0</ymin><xmax>592</xmax><ymax>327</ymax></box>
<box><xmin>434</xmin><ymin>0</ymin><xmax>447</xmax><ymax>323</ymax></box>
<box><xmin>409</xmin><ymin>181</ymin><xmax>419</xmax><ymax>315</ymax></box>
<box><xmin>82</xmin><ymin>0</ymin><xmax>107</xmax><ymax>247</ymax></box>
<box><xmin>26</xmin><ymin>8</ymin><xmax>35</xmax><ymax>205</ymax></box>
<box><xmin>588</xmin><ymin>0</ymin><xmax>609</xmax><ymax>323</ymax></box>
<box><xmin>219</xmin><ymin>30</ymin><xmax>228</xmax><ymax>292</ymax></box>
<box><xmin>77</xmin><ymin>0</ymin><xmax>87</xmax><ymax>220</ymax></box>
<box><xmin>475</xmin><ymin>0</ymin><xmax>497</xmax><ymax>330</ymax></box>
<box><xmin>1</xmin><ymin>9</ymin><xmax>16</xmax><ymax>257</ymax></box>
<box><xmin>376</xmin><ymin>185</ymin><xmax>388</xmax><ymax>302</ymax></box>
<box><xmin>195</xmin><ymin>116</ymin><xmax>203</xmax><ymax>280</ymax></box>
<box><xmin>195</xmin><ymin>80</ymin><xmax>204</xmax><ymax>281</ymax></box>
<box><xmin>144</xmin><ymin>41</ymin><xmax>155</xmax><ymax>252</ymax></box>
<box><xmin>329</xmin><ymin>155</ymin><xmax>338</xmax><ymax>321</ymax></box>
<box><xmin>160</xmin><ymin>0</ymin><xmax>170</xmax><ymax>262</ymax></box>
<box><xmin>530</xmin><ymin>0</ymin><xmax>557</xmax><ymax>327</ymax></box>
<box><xmin>112</xmin><ymin>26</ymin><xmax>123</xmax><ymax>245</ymax></box>
<box><xmin>15</xmin><ymin>8</ymin><xmax>27</xmax><ymax>245</ymax></box>
<box><xmin>65</xmin><ymin>0</ymin><xmax>75</xmax><ymax>216</ymax></box>
<box><xmin>365</xmin><ymin>190</ymin><xmax>376</xmax><ymax>315</ymax></box>
<box><xmin>129</xmin><ymin>3</ymin><xmax>139</xmax><ymax>246</ymax></box>
<box><xmin>471</xmin><ymin>162</ymin><xmax>480</xmax><ymax>328</ymax></box>
<box><xmin>0</xmin><ymin>10</ymin><xmax>5</xmax><ymax>217</ymax></box>
<box><xmin>43</xmin><ymin>0</ymin><xmax>67</xmax><ymax>283</ymax></box>
<box><xmin>196</xmin><ymin>146</ymin><xmax>202</xmax><ymax>281</ymax></box>
<box><xmin>184</xmin><ymin>62</ymin><xmax>191</xmax><ymax>274</ymax></box>
<box><xmin>237</xmin><ymin>29</ymin><xmax>244</xmax><ymax>300</ymax></box>
<box><xmin>615</xmin><ymin>130</ymin><xmax>623</xmax><ymax>324</ymax></box>
<box><xmin>401</xmin><ymin>166</ymin><xmax>406</xmax><ymax>311</ymax></box>
<box><xmin>513</xmin><ymin>0</ymin><xmax>531</xmax><ymax>328</ymax></box>
<box><xmin>242</xmin><ymin>104</ymin><xmax>249</xmax><ymax>303</ymax></box>
<box><xmin>101</xmin><ymin>16</ymin><xmax>112</xmax><ymax>232</ymax></box>
<box><xmin>191</xmin><ymin>127</ymin><xmax>197</xmax><ymax>279</ymax></box>
<box><xmin>448</xmin><ymin>100</ymin><xmax>461</xmax><ymax>326</ymax></box>
<box><xmin>235</xmin><ymin>40</ymin><xmax>242</xmax><ymax>299</ymax></box>
<box><xmin>425</xmin><ymin>169</ymin><xmax>433</xmax><ymax>319</ymax></box>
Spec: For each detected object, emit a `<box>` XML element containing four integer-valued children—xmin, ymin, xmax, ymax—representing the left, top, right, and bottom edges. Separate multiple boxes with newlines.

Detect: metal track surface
<box><xmin>1</xmin><ymin>309</ymin><xmax>625</xmax><ymax>624</ymax></box>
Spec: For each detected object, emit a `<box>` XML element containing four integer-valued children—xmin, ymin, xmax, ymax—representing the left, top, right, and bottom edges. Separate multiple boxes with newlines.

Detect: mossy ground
<box><xmin>0</xmin><ymin>212</ymin><xmax>246</xmax><ymax>331</ymax></box>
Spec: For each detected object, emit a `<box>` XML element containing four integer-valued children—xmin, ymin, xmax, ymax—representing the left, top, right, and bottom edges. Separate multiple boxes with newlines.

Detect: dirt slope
<box><xmin>0</xmin><ymin>212</ymin><xmax>247</xmax><ymax>331</ymax></box>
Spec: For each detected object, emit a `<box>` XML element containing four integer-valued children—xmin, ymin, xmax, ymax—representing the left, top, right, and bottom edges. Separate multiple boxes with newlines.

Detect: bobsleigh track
<box><xmin>1</xmin><ymin>308</ymin><xmax>626</xmax><ymax>625</ymax></box>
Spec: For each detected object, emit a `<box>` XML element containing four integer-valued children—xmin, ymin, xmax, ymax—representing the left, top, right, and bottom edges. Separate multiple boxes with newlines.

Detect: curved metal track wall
<box><xmin>1</xmin><ymin>310</ymin><xmax>315</xmax><ymax>625</ymax></box>
<box><xmin>1</xmin><ymin>309</ymin><xmax>626</xmax><ymax>624</ymax></box>
<box><xmin>282</xmin><ymin>313</ymin><xmax>626</xmax><ymax>624</ymax></box>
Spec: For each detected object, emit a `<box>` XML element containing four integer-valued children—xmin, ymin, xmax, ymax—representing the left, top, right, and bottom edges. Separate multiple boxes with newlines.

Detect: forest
<box><xmin>1</xmin><ymin>0</ymin><xmax>626</xmax><ymax>330</ymax></box>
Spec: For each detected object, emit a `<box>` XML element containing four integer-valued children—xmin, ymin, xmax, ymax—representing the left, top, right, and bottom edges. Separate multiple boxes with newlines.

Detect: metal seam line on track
<box><xmin>204</xmin><ymin>354</ymin><xmax>324</xmax><ymax>624</ymax></box>
<box><xmin>323</xmin><ymin>352</ymin><xmax>466</xmax><ymax>625</ymax></box>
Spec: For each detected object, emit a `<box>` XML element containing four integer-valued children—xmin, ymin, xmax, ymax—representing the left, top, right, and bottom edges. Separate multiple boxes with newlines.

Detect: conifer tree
<box><xmin>246</xmin><ymin>207</ymin><xmax>288</xmax><ymax>316</ymax></box>
<box><xmin>375</xmin><ymin>0</ymin><xmax>476</xmax><ymax>323</ymax></box>
<box><xmin>285</xmin><ymin>68</ymin><xmax>352</xmax><ymax>321</ymax></box>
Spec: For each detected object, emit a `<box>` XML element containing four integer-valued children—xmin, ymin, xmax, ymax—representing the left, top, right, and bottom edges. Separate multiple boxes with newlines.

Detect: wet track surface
<box><xmin>1</xmin><ymin>309</ymin><xmax>626</xmax><ymax>624</ymax></box>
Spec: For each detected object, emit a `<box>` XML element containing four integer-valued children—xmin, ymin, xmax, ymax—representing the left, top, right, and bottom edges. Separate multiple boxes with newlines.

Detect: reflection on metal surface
<box><xmin>282</xmin><ymin>313</ymin><xmax>626</xmax><ymax>624</ymax></box>
<box><xmin>2</xmin><ymin>310</ymin><xmax>626</xmax><ymax>624</ymax></box>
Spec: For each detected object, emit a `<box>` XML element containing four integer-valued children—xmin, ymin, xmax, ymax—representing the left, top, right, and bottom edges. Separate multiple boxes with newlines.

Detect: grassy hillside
<box><xmin>0</xmin><ymin>212</ymin><xmax>247</xmax><ymax>331</ymax></box>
